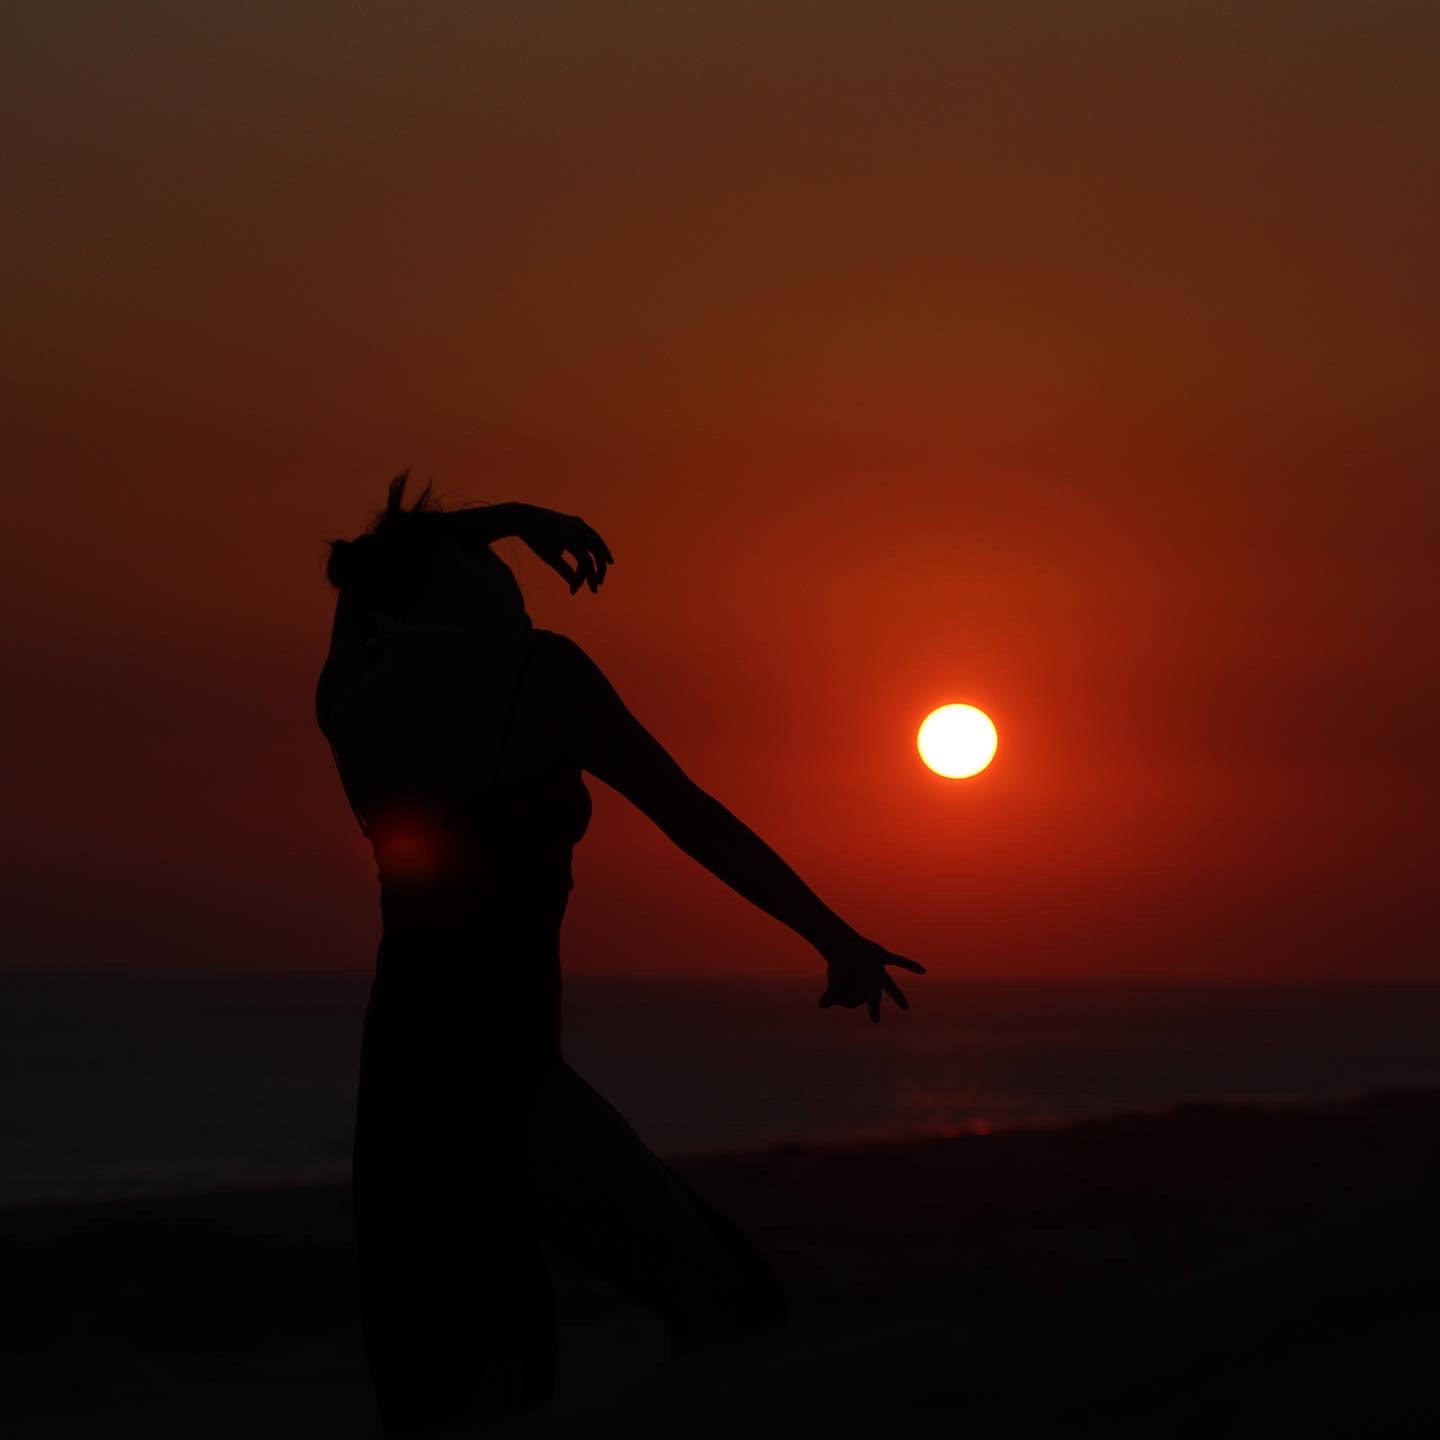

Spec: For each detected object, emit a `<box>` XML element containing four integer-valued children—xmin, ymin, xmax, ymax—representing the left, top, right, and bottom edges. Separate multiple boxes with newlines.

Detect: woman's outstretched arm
<box><xmin>534</xmin><ymin>632</ymin><xmax>924</xmax><ymax>1021</ymax></box>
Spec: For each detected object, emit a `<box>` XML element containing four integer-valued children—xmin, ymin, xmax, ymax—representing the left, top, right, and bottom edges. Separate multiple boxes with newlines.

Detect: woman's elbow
<box><xmin>620</xmin><ymin>770</ymin><xmax>711</xmax><ymax>840</ymax></box>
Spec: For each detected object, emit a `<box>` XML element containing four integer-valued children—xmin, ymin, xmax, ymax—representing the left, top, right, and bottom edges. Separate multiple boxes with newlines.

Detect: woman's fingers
<box><xmin>879</xmin><ymin>971</ymin><xmax>909</xmax><ymax>1010</ymax></box>
<box><xmin>820</xmin><ymin>961</ymin><xmax>920</xmax><ymax>1021</ymax></box>
<box><xmin>888</xmin><ymin>956</ymin><xmax>926</xmax><ymax>974</ymax></box>
<box><xmin>562</xmin><ymin>540</ymin><xmax>612</xmax><ymax>594</ymax></box>
<box><xmin>558</xmin><ymin>548</ymin><xmax>594</xmax><ymax>593</ymax></box>
<box><xmin>583</xmin><ymin>526</ymin><xmax>614</xmax><ymax>573</ymax></box>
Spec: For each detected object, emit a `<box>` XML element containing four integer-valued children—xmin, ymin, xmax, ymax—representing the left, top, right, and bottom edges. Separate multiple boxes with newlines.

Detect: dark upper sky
<box><xmin>4</xmin><ymin>1</ymin><xmax>1436</xmax><ymax>979</ymax></box>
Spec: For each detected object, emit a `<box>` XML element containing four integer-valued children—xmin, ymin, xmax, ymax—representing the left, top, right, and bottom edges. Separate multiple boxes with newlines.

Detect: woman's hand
<box><xmin>510</xmin><ymin>505</ymin><xmax>614</xmax><ymax>595</ymax></box>
<box><xmin>818</xmin><ymin>932</ymin><xmax>926</xmax><ymax>1024</ymax></box>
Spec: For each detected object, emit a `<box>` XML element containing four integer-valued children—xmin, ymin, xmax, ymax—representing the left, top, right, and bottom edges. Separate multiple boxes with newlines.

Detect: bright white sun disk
<box><xmin>917</xmin><ymin>704</ymin><xmax>998</xmax><ymax>779</ymax></box>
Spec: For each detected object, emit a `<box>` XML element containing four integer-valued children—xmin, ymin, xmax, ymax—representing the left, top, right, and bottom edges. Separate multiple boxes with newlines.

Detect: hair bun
<box><xmin>326</xmin><ymin>535</ymin><xmax>374</xmax><ymax>590</ymax></box>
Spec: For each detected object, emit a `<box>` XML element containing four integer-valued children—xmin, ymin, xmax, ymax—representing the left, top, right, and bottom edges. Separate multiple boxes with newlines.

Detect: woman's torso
<box><xmin>317</xmin><ymin>615</ymin><xmax>592</xmax><ymax>945</ymax></box>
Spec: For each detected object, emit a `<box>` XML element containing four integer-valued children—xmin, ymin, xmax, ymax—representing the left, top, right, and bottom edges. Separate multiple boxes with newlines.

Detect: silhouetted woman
<box><xmin>318</xmin><ymin>476</ymin><xmax>924</xmax><ymax>1434</ymax></box>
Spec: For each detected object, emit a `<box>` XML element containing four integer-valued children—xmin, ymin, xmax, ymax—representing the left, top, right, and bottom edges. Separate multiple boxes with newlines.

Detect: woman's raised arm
<box><xmin>454</xmin><ymin>503</ymin><xmax>614</xmax><ymax>595</ymax></box>
<box><xmin>532</xmin><ymin>631</ymin><xmax>924</xmax><ymax>1021</ymax></box>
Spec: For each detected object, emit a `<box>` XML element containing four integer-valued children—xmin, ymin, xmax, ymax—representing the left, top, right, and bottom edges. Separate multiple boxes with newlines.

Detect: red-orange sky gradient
<box><xmin>4</xmin><ymin>2</ymin><xmax>1437</xmax><ymax>980</ymax></box>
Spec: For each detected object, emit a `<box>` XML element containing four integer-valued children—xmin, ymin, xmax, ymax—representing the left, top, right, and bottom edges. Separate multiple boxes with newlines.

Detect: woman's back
<box><xmin>317</xmin><ymin>607</ymin><xmax>590</xmax><ymax>908</ymax></box>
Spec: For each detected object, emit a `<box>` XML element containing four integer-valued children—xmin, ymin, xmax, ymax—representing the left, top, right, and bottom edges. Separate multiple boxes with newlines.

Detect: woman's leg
<box><xmin>519</xmin><ymin>1063</ymin><xmax>788</xmax><ymax>1351</ymax></box>
<box><xmin>353</xmin><ymin>981</ymin><xmax>560</xmax><ymax>1433</ymax></box>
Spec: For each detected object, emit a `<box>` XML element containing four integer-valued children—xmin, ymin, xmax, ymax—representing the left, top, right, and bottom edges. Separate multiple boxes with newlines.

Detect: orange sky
<box><xmin>4</xmin><ymin>2</ymin><xmax>1437</xmax><ymax>979</ymax></box>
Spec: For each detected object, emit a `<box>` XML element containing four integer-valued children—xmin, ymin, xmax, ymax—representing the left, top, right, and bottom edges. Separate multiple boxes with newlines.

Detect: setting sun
<box><xmin>917</xmin><ymin>704</ymin><xmax>998</xmax><ymax>779</ymax></box>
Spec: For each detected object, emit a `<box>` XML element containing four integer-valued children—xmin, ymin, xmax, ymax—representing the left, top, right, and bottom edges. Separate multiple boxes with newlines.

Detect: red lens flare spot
<box><xmin>370</xmin><ymin>814</ymin><xmax>449</xmax><ymax>890</ymax></box>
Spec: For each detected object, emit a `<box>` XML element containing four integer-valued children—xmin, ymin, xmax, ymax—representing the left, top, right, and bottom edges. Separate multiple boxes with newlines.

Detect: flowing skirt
<box><xmin>352</xmin><ymin>898</ymin><xmax>787</xmax><ymax>1432</ymax></box>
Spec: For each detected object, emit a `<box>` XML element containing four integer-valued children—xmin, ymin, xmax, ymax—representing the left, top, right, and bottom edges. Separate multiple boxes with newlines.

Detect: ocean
<box><xmin>3</xmin><ymin>972</ymin><xmax>1439</xmax><ymax>1208</ymax></box>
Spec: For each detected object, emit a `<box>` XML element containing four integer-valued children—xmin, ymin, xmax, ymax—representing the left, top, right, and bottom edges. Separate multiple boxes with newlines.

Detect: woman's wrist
<box><xmin>486</xmin><ymin>501</ymin><xmax>526</xmax><ymax>538</ymax></box>
<box><xmin>805</xmin><ymin>911</ymin><xmax>859</xmax><ymax>960</ymax></box>
<box><xmin>455</xmin><ymin>501</ymin><xmax>525</xmax><ymax>546</ymax></box>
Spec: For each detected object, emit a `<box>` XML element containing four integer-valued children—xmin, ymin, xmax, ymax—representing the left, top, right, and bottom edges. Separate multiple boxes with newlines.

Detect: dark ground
<box><xmin>4</xmin><ymin>1089</ymin><xmax>1439</xmax><ymax>1436</ymax></box>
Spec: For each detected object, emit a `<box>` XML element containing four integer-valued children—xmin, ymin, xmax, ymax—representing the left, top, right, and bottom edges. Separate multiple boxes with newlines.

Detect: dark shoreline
<box><xmin>5</xmin><ymin>1088</ymin><xmax>1439</xmax><ymax>1435</ymax></box>
<box><xmin>5</xmin><ymin>1078</ymin><xmax>1434</xmax><ymax>1222</ymax></box>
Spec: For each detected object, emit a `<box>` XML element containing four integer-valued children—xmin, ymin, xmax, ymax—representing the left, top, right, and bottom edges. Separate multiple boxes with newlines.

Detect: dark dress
<box><xmin>320</xmin><ymin>614</ymin><xmax>786</xmax><ymax>1433</ymax></box>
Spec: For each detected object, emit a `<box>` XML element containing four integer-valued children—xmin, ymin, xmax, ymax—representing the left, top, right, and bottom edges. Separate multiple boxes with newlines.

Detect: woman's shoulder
<box><xmin>530</xmin><ymin>627</ymin><xmax>601</xmax><ymax>677</ymax></box>
<box><xmin>526</xmin><ymin>629</ymin><xmax>622</xmax><ymax>724</ymax></box>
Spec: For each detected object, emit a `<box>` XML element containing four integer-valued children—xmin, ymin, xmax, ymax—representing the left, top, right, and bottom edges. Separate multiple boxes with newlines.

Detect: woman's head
<box><xmin>326</xmin><ymin>473</ymin><xmax>527</xmax><ymax>626</ymax></box>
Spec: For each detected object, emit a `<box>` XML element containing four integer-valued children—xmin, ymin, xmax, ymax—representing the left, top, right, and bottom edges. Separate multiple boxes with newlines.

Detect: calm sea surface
<box><xmin>3</xmin><ymin>972</ymin><xmax>1439</xmax><ymax>1207</ymax></box>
